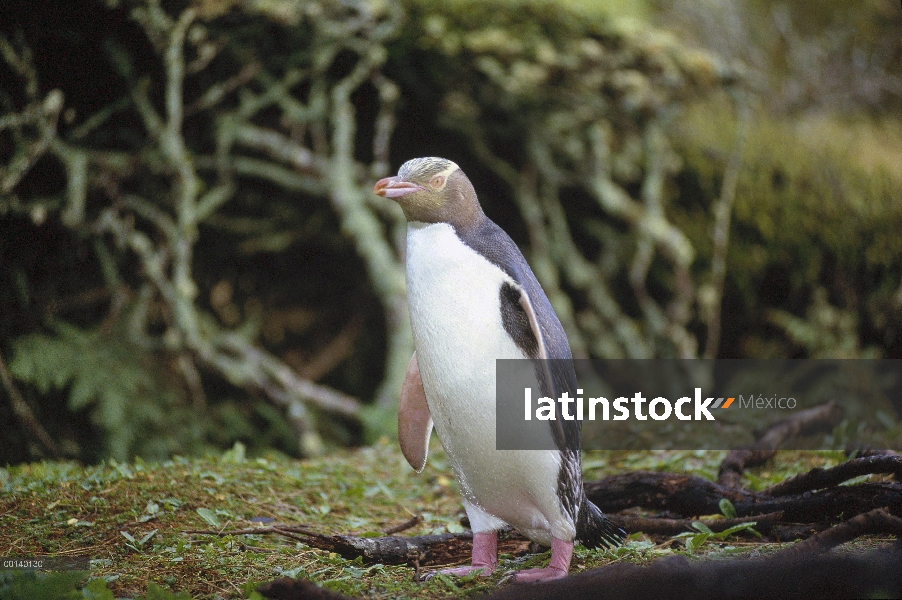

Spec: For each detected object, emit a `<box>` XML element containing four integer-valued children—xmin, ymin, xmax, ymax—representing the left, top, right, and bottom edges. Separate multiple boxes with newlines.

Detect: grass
<box><xmin>0</xmin><ymin>441</ymin><xmax>881</xmax><ymax>599</ymax></box>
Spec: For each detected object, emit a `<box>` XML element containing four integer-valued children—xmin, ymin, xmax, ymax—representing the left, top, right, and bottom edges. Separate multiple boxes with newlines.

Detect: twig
<box><xmin>294</xmin><ymin>316</ymin><xmax>363</xmax><ymax>382</ymax></box>
<box><xmin>185</xmin><ymin>62</ymin><xmax>260</xmax><ymax>115</ymax></box>
<box><xmin>185</xmin><ymin>524</ymin><xmax>318</xmax><ymax>537</ymax></box>
<box><xmin>187</xmin><ymin>525</ymin><xmax>530</xmax><ymax>566</ymax></box>
<box><xmin>207</xmin><ymin>333</ymin><xmax>361</xmax><ymax>417</ymax></box>
<box><xmin>0</xmin><ymin>89</ymin><xmax>64</xmax><ymax>194</ymax></box>
<box><xmin>383</xmin><ymin>514</ymin><xmax>423</xmax><ymax>535</ymax></box>
<box><xmin>230</xmin><ymin>122</ymin><xmax>322</xmax><ymax>173</ymax></box>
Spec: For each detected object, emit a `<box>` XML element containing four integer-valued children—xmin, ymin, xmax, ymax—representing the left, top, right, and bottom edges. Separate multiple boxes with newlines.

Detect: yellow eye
<box><xmin>430</xmin><ymin>175</ymin><xmax>446</xmax><ymax>189</ymax></box>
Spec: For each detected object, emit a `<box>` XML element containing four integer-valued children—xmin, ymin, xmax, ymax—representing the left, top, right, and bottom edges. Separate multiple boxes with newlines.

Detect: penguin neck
<box><xmin>448</xmin><ymin>205</ymin><xmax>487</xmax><ymax>235</ymax></box>
<box><xmin>407</xmin><ymin>205</ymin><xmax>487</xmax><ymax>237</ymax></box>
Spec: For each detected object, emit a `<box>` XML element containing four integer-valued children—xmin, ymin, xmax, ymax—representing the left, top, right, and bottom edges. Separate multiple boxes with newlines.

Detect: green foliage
<box><xmin>11</xmin><ymin>321</ymin><xmax>151</xmax><ymax>412</ymax></box>
<box><xmin>0</xmin><ymin>570</ymin><xmax>88</xmax><ymax>600</ymax></box>
<box><xmin>140</xmin><ymin>582</ymin><xmax>193</xmax><ymax>600</ymax></box>
<box><xmin>9</xmin><ymin>320</ymin><xmax>201</xmax><ymax>461</ymax></box>
<box><xmin>676</xmin><ymin>102</ymin><xmax>902</xmax><ymax>358</ymax></box>
<box><xmin>80</xmin><ymin>578</ymin><xmax>115</xmax><ymax>600</ymax></box>
<box><xmin>673</xmin><ymin>520</ymin><xmax>760</xmax><ymax>554</ymax></box>
<box><xmin>768</xmin><ymin>288</ymin><xmax>882</xmax><ymax>359</ymax></box>
<box><xmin>121</xmin><ymin>529</ymin><xmax>158</xmax><ymax>552</ymax></box>
<box><xmin>0</xmin><ymin>572</ymin><xmax>177</xmax><ymax>600</ymax></box>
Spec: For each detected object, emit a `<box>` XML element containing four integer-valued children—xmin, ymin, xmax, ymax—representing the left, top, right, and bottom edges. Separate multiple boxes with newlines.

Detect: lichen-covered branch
<box><xmin>703</xmin><ymin>94</ymin><xmax>750</xmax><ymax>358</ymax></box>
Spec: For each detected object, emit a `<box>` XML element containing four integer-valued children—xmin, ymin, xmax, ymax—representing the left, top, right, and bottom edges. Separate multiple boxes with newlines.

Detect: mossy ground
<box><xmin>0</xmin><ymin>442</ymin><xmax>892</xmax><ymax>599</ymax></box>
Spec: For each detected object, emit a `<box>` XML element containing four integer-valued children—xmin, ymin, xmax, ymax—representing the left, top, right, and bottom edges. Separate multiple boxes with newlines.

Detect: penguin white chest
<box><xmin>405</xmin><ymin>221</ymin><xmax>525</xmax><ymax>416</ymax></box>
<box><xmin>404</xmin><ymin>222</ymin><xmax>570</xmax><ymax>542</ymax></box>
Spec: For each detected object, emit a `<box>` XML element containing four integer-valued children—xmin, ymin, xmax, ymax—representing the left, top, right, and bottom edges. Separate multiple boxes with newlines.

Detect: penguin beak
<box><xmin>374</xmin><ymin>177</ymin><xmax>424</xmax><ymax>199</ymax></box>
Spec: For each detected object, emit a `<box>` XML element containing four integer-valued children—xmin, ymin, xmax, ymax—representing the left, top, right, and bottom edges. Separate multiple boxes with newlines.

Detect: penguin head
<box><xmin>374</xmin><ymin>157</ymin><xmax>482</xmax><ymax>226</ymax></box>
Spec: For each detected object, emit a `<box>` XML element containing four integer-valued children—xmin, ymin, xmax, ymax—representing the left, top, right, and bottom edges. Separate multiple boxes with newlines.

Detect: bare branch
<box><xmin>703</xmin><ymin>95</ymin><xmax>751</xmax><ymax>359</ymax></box>
<box><xmin>0</xmin><ymin>89</ymin><xmax>63</xmax><ymax>194</ymax></box>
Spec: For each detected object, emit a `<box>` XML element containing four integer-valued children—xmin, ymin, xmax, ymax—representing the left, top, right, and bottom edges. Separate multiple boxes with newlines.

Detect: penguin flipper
<box><xmin>516</xmin><ymin>285</ymin><xmax>548</xmax><ymax>361</ymax></box>
<box><xmin>508</xmin><ymin>283</ymin><xmax>573</xmax><ymax>449</ymax></box>
<box><xmin>398</xmin><ymin>352</ymin><xmax>433</xmax><ymax>473</ymax></box>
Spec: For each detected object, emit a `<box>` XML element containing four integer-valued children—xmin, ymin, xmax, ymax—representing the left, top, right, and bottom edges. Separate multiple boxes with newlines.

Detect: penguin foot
<box><xmin>511</xmin><ymin>566</ymin><xmax>568</xmax><ymax>582</ymax></box>
<box><xmin>511</xmin><ymin>537</ymin><xmax>573</xmax><ymax>583</ymax></box>
<box><xmin>422</xmin><ymin>532</ymin><xmax>498</xmax><ymax>580</ymax></box>
<box><xmin>425</xmin><ymin>564</ymin><xmax>496</xmax><ymax>579</ymax></box>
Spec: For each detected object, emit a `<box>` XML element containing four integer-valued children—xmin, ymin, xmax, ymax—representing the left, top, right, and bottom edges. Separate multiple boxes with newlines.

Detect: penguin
<box><xmin>374</xmin><ymin>157</ymin><xmax>625</xmax><ymax>582</ymax></box>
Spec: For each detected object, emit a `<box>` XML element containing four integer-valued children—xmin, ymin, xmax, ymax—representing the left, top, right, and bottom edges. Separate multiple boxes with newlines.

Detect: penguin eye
<box><xmin>429</xmin><ymin>175</ymin><xmax>446</xmax><ymax>189</ymax></box>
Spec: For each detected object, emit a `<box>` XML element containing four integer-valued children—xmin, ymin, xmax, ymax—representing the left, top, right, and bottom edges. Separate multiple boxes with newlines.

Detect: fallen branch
<box><xmin>188</xmin><ymin>526</ymin><xmax>532</xmax><ymax>567</ymax></box>
<box><xmin>761</xmin><ymin>454</ymin><xmax>902</xmax><ymax>497</ymax></box>
<box><xmin>717</xmin><ymin>401</ymin><xmax>845</xmax><ymax>488</ymax></box>
<box><xmin>777</xmin><ymin>507</ymin><xmax>902</xmax><ymax>555</ymax></box>
<box><xmin>610</xmin><ymin>512</ymin><xmax>782</xmax><ymax>537</ymax></box>
<box><xmin>191</xmin><ymin>512</ymin><xmax>779</xmax><ymax>568</ymax></box>
<box><xmin>584</xmin><ymin>471</ymin><xmax>753</xmax><ymax>516</ymax></box>
<box><xmin>586</xmin><ymin>471</ymin><xmax>902</xmax><ymax>522</ymax></box>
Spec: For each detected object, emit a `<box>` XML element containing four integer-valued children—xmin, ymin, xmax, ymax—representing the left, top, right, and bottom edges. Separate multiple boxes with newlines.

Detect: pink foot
<box><xmin>424</xmin><ymin>532</ymin><xmax>498</xmax><ymax>579</ymax></box>
<box><xmin>512</xmin><ymin>537</ymin><xmax>573</xmax><ymax>583</ymax></box>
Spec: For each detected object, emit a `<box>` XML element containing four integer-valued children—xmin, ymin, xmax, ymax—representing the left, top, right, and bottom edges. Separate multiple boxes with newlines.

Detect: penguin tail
<box><xmin>576</xmin><ymin>499</ymin><xmax>626</xmax><ymax>549</ymax></box>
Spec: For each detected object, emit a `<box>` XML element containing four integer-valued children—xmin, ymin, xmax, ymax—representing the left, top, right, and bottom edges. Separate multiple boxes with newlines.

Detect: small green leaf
<box><xmin>685</xmin><ymin>531</ymin><xmax>710</xmax><ymax>554</ymax></box>
<box><xmin>160</xmin><ymin>498</ymin><xmax>182</xmax><ymax>510</ymax></box>
<box><xmin>139</xmin><ymin>529</ymin><xmax>158</xmax><ymax>546</ymax></box>
<box><xmin>713</xmin><ymin>522</ymin><xmax>761</xmax><ymax>540</ymax></box>
<box><xmin>199</xmin><ymin>472</ymin><xmax>224</xmax><ymax>485</ymax></box>
<box><xmin>120</xmin><ymin>531</ymin><xmax>136</xmax><ymax>543</ymax></box>
<box><xmin>691</xmin><ymin>521</ymin><xmax>713</xmax><ymax>534</ymax></box>
<box><xmin>719</xmin><ymin>498</ymin><xmax>737</xmax><ymax>519</ymax></box>
<box><xmin>196</xmin><ymin>508</ymin><xmax>220</xmax><ymax>527</ymax></box>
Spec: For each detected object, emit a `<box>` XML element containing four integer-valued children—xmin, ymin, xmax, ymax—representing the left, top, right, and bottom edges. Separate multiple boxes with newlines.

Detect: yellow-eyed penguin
<box><xmin>374</xmin><ymin>157</ymin><xmax>625</xmax><ymax>582</ymax></box>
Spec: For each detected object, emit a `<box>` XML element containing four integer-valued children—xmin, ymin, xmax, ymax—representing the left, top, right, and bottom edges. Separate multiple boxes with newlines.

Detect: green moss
<box><xmin>1</xmin><ymin>441</ymin><xmax>871</xmax><ymax>599</ymax></box>
<box><xmin>674</xmin><ymin>98</ymin><xmax>902</xmax><ymax>357</ymax></box>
